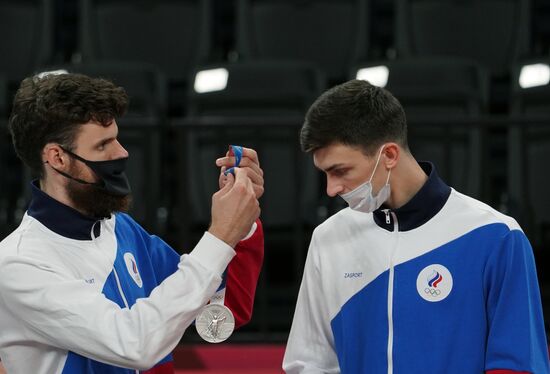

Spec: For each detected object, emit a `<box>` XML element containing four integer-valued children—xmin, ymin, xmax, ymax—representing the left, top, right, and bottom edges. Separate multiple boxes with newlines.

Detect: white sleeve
<box><xmin>0</xmin><ymin>232</ymin><xmax>234</xmax><ymax>371</ymax></box>
<box><xmin>283</xmin><ymin>234</ymin><xmax>340</xmax><ymax>374</ymax></box>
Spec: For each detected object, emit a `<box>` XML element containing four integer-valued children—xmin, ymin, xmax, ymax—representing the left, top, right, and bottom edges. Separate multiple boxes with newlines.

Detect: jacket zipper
<box><xmin>113</xmin><ymin>268</ymin><xmax>140</xmax><ymax>374</ymax></box>
<box><xmin>386</xmin><ymin>211</ymin><xmax>399</xmax><ymax>374</ymax></box>
<box><xmin>93</xmin><ymin>222</ymin><xmax>140</xmax><ymax>374</ymax></box>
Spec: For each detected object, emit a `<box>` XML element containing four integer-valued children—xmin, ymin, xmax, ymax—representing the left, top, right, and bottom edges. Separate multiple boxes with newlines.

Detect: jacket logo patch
<box><xmin>416</xmin><ymin>264</ymin><xmax>453</xmax><ymax>302</ymax></box>
<box><xmin>124</xmin><ymin>252</ymin><xmax>143</xmax><ymax>288</ymax></box>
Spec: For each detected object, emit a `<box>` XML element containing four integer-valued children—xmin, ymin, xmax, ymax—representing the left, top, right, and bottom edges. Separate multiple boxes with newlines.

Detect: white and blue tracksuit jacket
<box><xmin>283</xmin><ymin>162</ymin><xmax>549</xmax><ymax>374</ymax></box>
<box><xmin>0</xmin><ymin>182</ymin><xmax>264</xmax><ymax>374</ymax></box>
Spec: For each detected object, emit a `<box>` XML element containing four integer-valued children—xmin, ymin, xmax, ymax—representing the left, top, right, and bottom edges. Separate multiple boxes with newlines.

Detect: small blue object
<box><xmin>223</xmin><ymin>145</ymin><xmax>243</xmax><ymax>176</ymax></box>
<box><xmin>231</xmin><ymin>145</ymin><xmax>243</xmax><ymax>167</ymax></box>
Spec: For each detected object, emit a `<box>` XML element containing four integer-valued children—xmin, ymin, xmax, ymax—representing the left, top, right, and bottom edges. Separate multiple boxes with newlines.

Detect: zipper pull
<box><xmin>385</xmin><ymin>210</ymin><xmax>391</xmax><ymax>224</ymax></box>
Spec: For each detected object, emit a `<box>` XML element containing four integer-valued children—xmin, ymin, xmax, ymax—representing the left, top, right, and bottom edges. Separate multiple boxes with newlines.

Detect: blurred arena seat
<box><xmin>0</xmin><ymin>0</ymin><xmax>54</xmax><ymax>83</ymax></box>
<box><xmin>236</xmin><ymin>0</ymin><xmax>368</xmax><ymax>83</ymax></box>
<box><xmin>395</xmin><ymin>0</ymin><xmax>530</xmax><ymax>76</ymax></box>
<box><xmin>79</xmin><ymin>0</ymin><xmax>212</xmax><ymax>115</ymax></box>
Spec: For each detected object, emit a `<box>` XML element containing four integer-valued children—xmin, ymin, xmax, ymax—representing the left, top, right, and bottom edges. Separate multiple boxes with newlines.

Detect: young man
<box><xmin>0</xmin><ymin>73</ymin><xmax>265</xmax><ymax>374</ymax></box>
<box><xmin>283</xmin><ymin>80</ymin><xmax>549</xmax><ymax>373</ymax></box>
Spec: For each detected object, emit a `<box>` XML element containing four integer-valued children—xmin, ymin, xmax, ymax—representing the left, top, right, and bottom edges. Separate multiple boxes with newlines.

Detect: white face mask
<box><xmin>339</xmin><ymin>146</ymin><xmax>391</xmax><ymax>213</ymax></box>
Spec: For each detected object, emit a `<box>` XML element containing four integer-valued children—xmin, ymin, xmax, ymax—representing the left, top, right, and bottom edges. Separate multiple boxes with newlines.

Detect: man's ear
<box><xmin>43</xmin><ymin>143</ymin><xmax>68</xmax><ymax>169</ymax></box>
<box><xmin>382</xmin><ymin>143</ymin><xmax>400</xmax><ymax>170</ymax></box>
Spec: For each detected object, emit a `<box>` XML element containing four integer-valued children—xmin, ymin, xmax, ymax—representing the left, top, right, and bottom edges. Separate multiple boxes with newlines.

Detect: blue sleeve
<box><xmin>144</xmin><ymin>234</ymin><xmax>180</xmax><ymax>283</ymax></box>
<box><xmin>484</xmin><ymin>229</ymin><xmax>550</xmax><ymax>373</ymax></box>
<box><xmin>116</xmin><ymin>213</ymin><xmax>180</xmax><ymax>283</ymax></box>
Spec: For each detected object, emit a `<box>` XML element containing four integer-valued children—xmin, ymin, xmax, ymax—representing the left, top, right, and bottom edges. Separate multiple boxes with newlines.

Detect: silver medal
<box><xmin>195</xmin><ymin>304</ymin><xmax>235</xmax><ymax>343</ymax></box>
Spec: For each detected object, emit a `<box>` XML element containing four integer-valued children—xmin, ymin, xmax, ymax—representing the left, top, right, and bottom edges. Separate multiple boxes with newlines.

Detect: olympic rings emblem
<box><xmin>424</xmin><ymin>287</ymin><xmax>441</xmax><ymax>296</ymax></box>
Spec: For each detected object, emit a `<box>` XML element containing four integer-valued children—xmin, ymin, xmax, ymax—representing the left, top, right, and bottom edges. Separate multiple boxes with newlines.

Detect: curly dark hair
<box><xmin>8</xmin><ymin>73</ymin><xmax>129</xmax><ymax>177</ymax></box>
<box><xmin>300</xmin><ymin>79</ymin><xmax>409</xmax><ymax>156</ymax></box>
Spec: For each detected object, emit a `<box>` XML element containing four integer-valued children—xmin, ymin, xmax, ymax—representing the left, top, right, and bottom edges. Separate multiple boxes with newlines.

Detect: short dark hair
<box><xmin>300</xmin><ymin>79</ymin><xmax>408</xmax><ymax>155</ymax></box>
<box><xmin>8</xmin><ymin>73</ymin><xmax>128</xmax><ymax>177</ymax></box>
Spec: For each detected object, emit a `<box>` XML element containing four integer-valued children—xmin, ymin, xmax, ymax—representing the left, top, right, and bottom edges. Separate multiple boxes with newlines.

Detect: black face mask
<box><xmin>51</xmin><ymin>147</ymin><xmax>131</xmax><ymax>196</ymax></box>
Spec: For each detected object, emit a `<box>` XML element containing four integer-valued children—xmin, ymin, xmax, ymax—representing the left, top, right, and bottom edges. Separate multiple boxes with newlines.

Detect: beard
<box><xmin>66</xmin><ymin>163</ymin><xmax>132</xmax><ymax>219</ymax></box>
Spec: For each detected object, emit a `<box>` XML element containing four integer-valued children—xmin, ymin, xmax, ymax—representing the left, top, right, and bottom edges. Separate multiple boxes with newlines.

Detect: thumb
<box><xmin>233</xmin><ymin>166</ymin><xmax>248</xmax><ymax>183</ymax></box>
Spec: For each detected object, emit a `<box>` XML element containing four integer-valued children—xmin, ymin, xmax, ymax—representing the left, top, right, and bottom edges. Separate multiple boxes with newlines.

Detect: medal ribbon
<box><xmin>212</xmin><ymin>145</ymin><xmax>242</xmax><ymax>306</ymax></box>
<box><xmin>196</xmin><ymin>145</ymin><xmax>243</xmax><ymax>343</ymax></box>
<box><xmin>223</xmin><ymin>144</ymin><xmax>243</xmax><ymax>176</ymax></box>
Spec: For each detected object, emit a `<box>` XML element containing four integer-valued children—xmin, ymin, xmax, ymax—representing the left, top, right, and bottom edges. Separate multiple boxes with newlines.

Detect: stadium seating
<box><xmin>236</xmin><ymin>0</ymin><xmax>368</xmax><ymax>83</ymax></box>
<box><xmin>0</xmin><ymin>0</ymin><xmax>53</xmax><ymax>82</ymax></box>
<box><xmin>79</xmin><ymin>0</ymin><xmax>212</xmax><ymax>114</ymax></box>
<box><xmin>395</xmin><ymin>0</ymin><xmax>530</xmax><ymax>76</ymax></box>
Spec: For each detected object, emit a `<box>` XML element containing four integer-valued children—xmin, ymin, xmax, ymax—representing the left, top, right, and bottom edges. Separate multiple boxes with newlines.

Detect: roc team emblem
<box><xmin>416</xmin><ymin>264</ymin><xmax>453</xmax><ymax>302</ymax></box>
<box><xmin>124</xmin><ymin>252</ymin><xmax>143</xmax><ymax>288</ymax></box>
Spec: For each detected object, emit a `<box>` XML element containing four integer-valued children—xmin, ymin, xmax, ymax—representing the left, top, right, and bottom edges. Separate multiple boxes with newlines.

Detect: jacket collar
<box><xmin>372</xmin><ymin>162</ymin><xmax>451</xmax><ymax>231</ymax></box>
<box><xmin>27</xmin><ymin>180</ymin><xmax>102</xmax><ymax>240</ymax></box>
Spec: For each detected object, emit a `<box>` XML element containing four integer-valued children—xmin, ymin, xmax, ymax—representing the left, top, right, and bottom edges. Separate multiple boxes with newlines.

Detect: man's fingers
<box><xmin>233</xmin><ymin>167</ymin><xmax>249</xmax><ymax>184</ymax></box>
<box><xmin>244</xmin><ymin>159</ymin><xmax>264</xmax><ymax>178</ymax></box>
<box><xmin>219</xmin><ymin>172</ymin><xmax>234</xmax><ymax>193</ymax></box>
<box><xmin>242</xmin><ymin>167</ymin><xmax>263</xmax><ymax>187</ymax></box>
<box><xmin>240</xmin><ymin>147</ymin><xmax>259</xmax><ymax>166</ymax></box>
<box><xmin>253</xmin><ymin>184</ymin><xmax>265</xmax><ymax>199</ymax></box>
<box><xmin>216</xmin><ymin>148</ymin><xmax>260</xmax><ymax>169</ymax></box>
<box><xmin>220</xmin><ymin>166</ymin><xmax>260</xmax><ymax>187</ymax></box>
<box><xmin>224</xmin><ymin>147</ymin><xmax>259</xmax><ymax>164</ymax></box>
<box><xmin>217</xmin><ymin>157</ymin><xmax>263</xmax><ymax>177</ymax></box>
<box><xmin>232</xmin><ymin>168</ymin><xmax>256</xmax><ymax>197</ymax></box>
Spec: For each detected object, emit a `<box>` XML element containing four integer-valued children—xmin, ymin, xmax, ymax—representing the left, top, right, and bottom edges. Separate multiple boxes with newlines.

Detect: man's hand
<box><xmin>216</xmin><ymin>147</ymin><xmax>264</xmax><ymax>199</ymax></box>
<box><xmin>0</xmin><ymin>360</ymin><xmax>6</xmax><ymax>374</ymax></box>
<box><xmin>209</xmin><ymin>168</ymin><xmax>260</xmax><ymax>248</ymax></box>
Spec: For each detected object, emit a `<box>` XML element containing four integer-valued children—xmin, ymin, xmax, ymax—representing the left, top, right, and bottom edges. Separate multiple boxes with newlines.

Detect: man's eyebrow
<box><xmin>93</xmin><ymin>136</ymin><xmax>116</xmax><ymax>147</ymax></box>
<box><xmin>322</xmin><ymin>163</ymin><xmax>346</xmax><ymax>173</ymax></box>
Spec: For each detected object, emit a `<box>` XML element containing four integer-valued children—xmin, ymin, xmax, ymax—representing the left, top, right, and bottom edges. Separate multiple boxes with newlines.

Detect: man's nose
<box><xmin>326</xmin><ymin>178</ymin><xmax>344</xmax><ymax>197</ymax></box>
<box><xmin>113</xmin><ymin>140</ymin><xmax>129</xmax><ymax>159</ymax></box>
